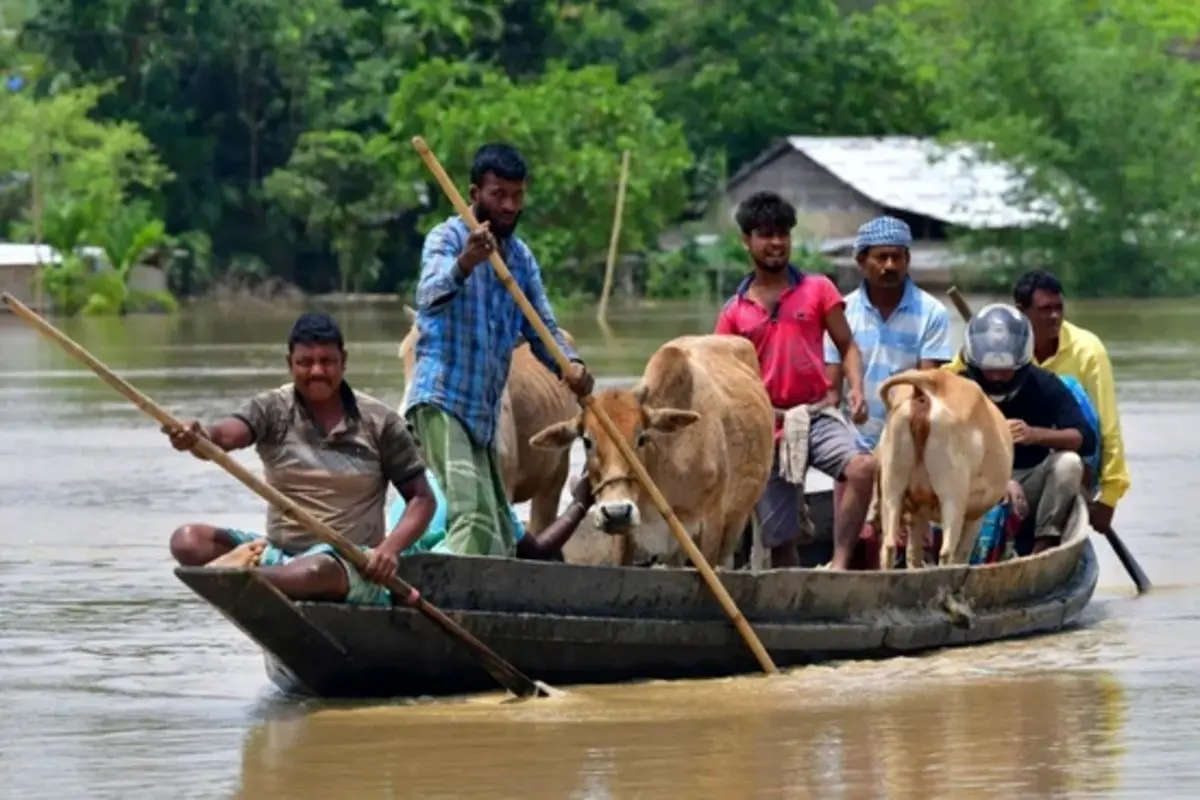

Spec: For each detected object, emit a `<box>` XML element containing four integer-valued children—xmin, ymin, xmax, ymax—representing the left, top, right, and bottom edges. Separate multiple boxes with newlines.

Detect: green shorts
<box><xmin>220</xmin><ymin>529</ymin><xmax>390</xmax><ymax>607</ymax></box>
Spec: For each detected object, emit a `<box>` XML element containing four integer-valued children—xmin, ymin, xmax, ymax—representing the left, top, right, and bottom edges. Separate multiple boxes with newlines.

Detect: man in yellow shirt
<box><xmin>946</xmin><ymin>270</ymin><xmax>1130</xmax><ymax>534</ymax></box>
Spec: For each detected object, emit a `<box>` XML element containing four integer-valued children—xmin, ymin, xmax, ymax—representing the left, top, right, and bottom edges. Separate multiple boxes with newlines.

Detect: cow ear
<box><xmin>645</xmin><ymin>408</ymin><xmax>700</xmax><ymax>434</ymax></box>
<box><xmin>632</xmin><ymin>382</ymin><xmax>649</xmax><ymax>406</ymax></box>
<box><xmin>529</xmin><ymin>420</ymin><xmax>580</xmax><ymax>450</ymax></box>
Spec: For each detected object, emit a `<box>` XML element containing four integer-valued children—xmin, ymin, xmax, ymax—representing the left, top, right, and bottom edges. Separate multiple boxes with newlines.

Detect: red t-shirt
<box><xmin>714</xmin><ymin>267</ymin><xmax>845</xmax><ymax>428</ymax></box>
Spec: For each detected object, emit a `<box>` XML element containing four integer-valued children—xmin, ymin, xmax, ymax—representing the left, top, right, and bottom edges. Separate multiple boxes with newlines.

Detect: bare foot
<box><xmin>823</xmin><ymin>560</ymin><xmax>851</xmax><ymax>571</ymax></box>
<box><xmin>207</xmin><ymin>541</ymin><xmax>266</xmax><ymax>569</ymax></box>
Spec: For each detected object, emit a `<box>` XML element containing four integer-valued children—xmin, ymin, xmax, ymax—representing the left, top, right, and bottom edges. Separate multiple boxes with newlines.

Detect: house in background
<box><xmin>695</xmin><ymin>136</ymin><xmax>1059</xmax><ymax>290</ymax></box>
<box><xmin>0</xmin><ymin>243</ymin><xmax>62</xmax><ymax>312</ymax></box>
<box><xmin>0</xmin><ymin>242</ymin><xmax>168</xmax><ymax>313</ymax></box>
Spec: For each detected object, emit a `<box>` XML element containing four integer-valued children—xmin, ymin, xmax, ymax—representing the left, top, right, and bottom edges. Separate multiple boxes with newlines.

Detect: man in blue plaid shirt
<box><xmin>404</xmin><ymin>143</ymin><xmax>593</xmax><ymax>556</ymax></box>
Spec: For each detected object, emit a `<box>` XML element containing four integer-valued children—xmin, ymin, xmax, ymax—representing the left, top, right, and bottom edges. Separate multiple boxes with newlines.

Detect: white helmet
<box><xmin>963</xmin><ymin>303</ymin><xmax>1033</xmax><ymax>401</ymax></box>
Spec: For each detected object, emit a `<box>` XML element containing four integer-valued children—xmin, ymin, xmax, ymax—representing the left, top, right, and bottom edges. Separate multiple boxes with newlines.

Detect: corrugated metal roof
<box><xmin>0</xmin><ymin>243</ymin><xmax>61</xmax><ymax>267</ymax></box>
<box><xmin>786</xmin><ymin>136</ymin><xmax>1062</xmax><ymax>230</ymax></box>
<box><xmin>0</xmin><ymin>243</ymin><xmax>109</xmax><ymax>268</ymax></box>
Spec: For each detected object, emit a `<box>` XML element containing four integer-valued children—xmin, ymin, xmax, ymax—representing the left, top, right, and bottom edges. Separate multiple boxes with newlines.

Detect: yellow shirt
<box><xmin>945</xmin><ymin>320</ymin><xmax>1130</xmax><ymax>507</ymax></box>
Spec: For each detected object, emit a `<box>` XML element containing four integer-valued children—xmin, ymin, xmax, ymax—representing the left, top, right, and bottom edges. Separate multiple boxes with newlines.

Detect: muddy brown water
<box><xmin>1</xmin><ymin>295</ymin><xmax>1198</xmax><ymax>798</ymax></box>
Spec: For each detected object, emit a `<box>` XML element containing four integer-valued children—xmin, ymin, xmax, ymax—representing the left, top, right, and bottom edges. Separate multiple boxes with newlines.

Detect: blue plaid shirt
<box><xmin>403</xmin><ymin>215</ymin><xmax>580</xmax><ymax>448</ymax></box>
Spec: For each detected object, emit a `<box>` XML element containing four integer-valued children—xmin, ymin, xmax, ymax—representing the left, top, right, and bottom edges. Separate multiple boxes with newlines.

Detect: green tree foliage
<box><xmin>9</xmin><ymin>0</ymin><xmax>1198</xmax><ymax>302</ymax></box>
<box><xmin>388</xmin><ymin>59</ymin><xmax>693</xmax><ymax>293</ymax></box>
<box><xmin>0</xmin><ymin>83</ymin><xmax>169</xmax><ymax>216</ymax></box>
<box><xmin>37</xmin><ymin>199</ymin><xmax>178</xmax><ymax>316</ymax></box>
<box><xmin>637</xmin><ymin>0</ymin><xmax>940</xmax><ymax>171</ymax></box>
<box><xmin>263</xmin><ymin>130</ymin><xmax>397</xmax><ymax>293</ymax></box>
<box><xmin>12</xmin><ymin>0</ymin><xmax>936</xmax><ymax>300</ymax></box>
<box><xmin>892</xmin><ymin>0</ymin><xmax>1200</xmax><ymax>295</ymax></box>
<box><xmin>21</xmin><ymin>0</ymin><xmax>386</xmax><ymax>269</ymax></box>
<box><xmin>0</xmin><ymin>83</ymin><xmax>176</xmax><ymax>314</ymax></box>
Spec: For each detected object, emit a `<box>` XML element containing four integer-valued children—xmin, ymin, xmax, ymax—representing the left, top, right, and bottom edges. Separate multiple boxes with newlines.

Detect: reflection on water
<box><xmin>3</xmin><ymin>294</ymin><xmax>1200</xmax><ymax>798</ymax></box>
<box><xmin>233</xmin><ymin>669</ymin><xmax>1126</xmax><ymax>799</ymax></box>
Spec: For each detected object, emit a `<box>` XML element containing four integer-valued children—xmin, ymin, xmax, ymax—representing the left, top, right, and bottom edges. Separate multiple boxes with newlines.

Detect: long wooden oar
<box><xmin>411</xmin><ymin>137</ymin><xmax>778</xmax><ymax>675</ymax></box>
<box><xmin>946</xmin><ymin>286</ymin><xmax>1151</xmax><ymax>594</ymax></box>
<box><xmin>0</xmin><ymin>291</ymin><xmax>552</xmax><ymax>697</ymax></box>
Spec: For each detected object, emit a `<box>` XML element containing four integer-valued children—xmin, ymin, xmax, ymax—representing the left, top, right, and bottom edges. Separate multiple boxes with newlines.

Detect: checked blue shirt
<box><xmin>403</xmin><ymin>215</ymin><xmax>579</xmax><ymax>449</ymax></box>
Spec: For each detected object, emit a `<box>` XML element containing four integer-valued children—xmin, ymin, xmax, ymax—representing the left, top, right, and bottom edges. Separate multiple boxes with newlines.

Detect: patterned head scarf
<box><xmin>854</xmin><ymin>215</ymin><xmax>913</xmax><ymax>256</ymax></box>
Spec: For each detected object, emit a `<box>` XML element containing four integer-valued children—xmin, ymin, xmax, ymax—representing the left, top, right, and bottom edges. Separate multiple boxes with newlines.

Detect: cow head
<box><xmin>529</xmin><ymin>383</ymin><xmax>700</xmax><ymax>534</ymax></box>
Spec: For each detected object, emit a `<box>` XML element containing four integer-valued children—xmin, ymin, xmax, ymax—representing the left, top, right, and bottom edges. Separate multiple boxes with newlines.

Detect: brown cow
<box><xmin>398</xmin><ymin>305</ymin><xmax>578</xmax><ymax>535</ymax></box>
<box><xmin>528</xmin><ymin>334</ymin><xmax>774</xmax><ymax>568</ymax></box>
<box><xmin>875</xmin><ymin>369</ymin><xmax>1013</xmax><ymax>569</ymax></box>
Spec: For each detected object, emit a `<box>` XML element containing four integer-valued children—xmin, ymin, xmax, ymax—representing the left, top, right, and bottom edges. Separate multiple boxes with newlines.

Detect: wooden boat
<box><xmin>175</xmin><ymin>490</ymin><xmax>1099</xmax><ymax>699</ymax></box>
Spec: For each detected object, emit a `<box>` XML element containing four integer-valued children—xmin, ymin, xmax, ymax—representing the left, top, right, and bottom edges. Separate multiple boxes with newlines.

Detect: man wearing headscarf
<box><xmin>823</xmin><ymin>217</ymin><xmax>955</xmax><ymax>566</ymax></box>
<box><xmin>824</xmin><ymin>216</ymin><xmax>954</xmax><ymax>451</ymax></box>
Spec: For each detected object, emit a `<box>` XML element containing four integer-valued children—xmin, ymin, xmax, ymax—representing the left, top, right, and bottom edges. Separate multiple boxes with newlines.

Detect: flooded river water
<box><xmin>1</xmin><ymin>295</ymin><xmax>1198</xmax><ymax>798</ymax></box>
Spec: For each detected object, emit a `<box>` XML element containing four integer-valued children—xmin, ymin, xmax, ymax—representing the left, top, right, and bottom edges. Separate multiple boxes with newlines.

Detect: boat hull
<box><xmin>175</xmin><ymin>493</ymin><xmax>1100</xmax><ymax>699</ymax></box>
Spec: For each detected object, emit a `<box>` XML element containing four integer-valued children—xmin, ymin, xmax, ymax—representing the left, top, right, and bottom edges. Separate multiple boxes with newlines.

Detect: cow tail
<box><xmin>877</xmin><ymin>371</ymin><xmax>940</xmax><ymax>410</ymax></box>
<box><xmin>878</xmin><ymin>372</ymin><xmax>935</xmax><ymax>465</ymax></box>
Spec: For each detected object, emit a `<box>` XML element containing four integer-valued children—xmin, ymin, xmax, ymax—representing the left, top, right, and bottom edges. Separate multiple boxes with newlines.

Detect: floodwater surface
<box><xmin>1</xmin><ymin>295</ymin><xmax>1198</xmax><ymax>798</ymax></box>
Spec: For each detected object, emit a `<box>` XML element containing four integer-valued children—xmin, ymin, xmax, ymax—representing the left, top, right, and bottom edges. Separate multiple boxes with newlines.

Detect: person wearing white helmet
<box><xmin>960</xmin><ymin>303</ymin><xmax>1098</xmax><ymax>555</ymax></box>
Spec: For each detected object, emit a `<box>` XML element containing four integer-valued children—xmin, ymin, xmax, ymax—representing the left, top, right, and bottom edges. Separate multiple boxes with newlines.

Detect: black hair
<box><xmin>288</xmin><ymin>312</ymin><xmax>344</xmax><ymax>353</ymax></box>
<box><xmin>1012</xmin><ymin>269</ymin><xmax>1064</xmax><ymax>308</ymax></box>
<box><xmin>469</xmin><ymin>143</ymin><xmax>528</xmax><ymax>187</ymax></box>
<box><xmin>734</xmin><ymin>191</ymin><xmax>797</xmax><ymax>236</ymax></box>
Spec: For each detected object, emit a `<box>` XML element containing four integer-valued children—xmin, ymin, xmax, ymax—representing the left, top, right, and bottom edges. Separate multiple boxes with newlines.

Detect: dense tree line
<box><xmin>1</xmin><ymin>0</ymin><xmax>1198</xmax><ymax>313</ymax></box>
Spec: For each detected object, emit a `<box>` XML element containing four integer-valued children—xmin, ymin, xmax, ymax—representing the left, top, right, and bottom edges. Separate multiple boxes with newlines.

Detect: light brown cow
<box><xmin>528</xmin><ymin>334</ymin><xmax>774</xmax><ymax>568</ymax></box>
<box><xmin>875</xmin><ymin>368</ymin><xmax>1014</xmax><ymax>569</ymax></box>
<box><xmin>398</xmin><ymin>305</ymin><xmax>577</xmax><ymax>535</ymax></box>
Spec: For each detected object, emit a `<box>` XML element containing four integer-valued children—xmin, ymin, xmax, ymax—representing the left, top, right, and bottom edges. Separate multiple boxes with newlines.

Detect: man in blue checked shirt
<box><xmin>404</xmin><ymin>143</ymin><xmax>594</xmax><ymax>557</ymax></box>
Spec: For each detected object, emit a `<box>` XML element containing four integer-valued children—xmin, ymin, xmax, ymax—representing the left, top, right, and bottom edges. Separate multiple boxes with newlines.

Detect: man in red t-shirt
<box><xmin>715</xmin><ymin>192</ymin><xmax>876</xmax><ymax>569</ymax></box>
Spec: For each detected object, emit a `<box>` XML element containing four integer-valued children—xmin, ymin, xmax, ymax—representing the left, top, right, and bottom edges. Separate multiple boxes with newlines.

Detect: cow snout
<box><xmin>592</xmin><ymin>501</ymin><xmax>640</xmax><ymax>533</ymax></box>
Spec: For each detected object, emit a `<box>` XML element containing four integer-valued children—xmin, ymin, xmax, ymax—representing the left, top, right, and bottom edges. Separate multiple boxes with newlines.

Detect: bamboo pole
<box><xmin>31</xmin><ymin>138</ymin><xmax>44</xmax><ymax>313</ymax></box>
<box><xmin>596</xmin><ymin>150</ymin><xmax>630</xmax><ymax>330</ymax></box>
